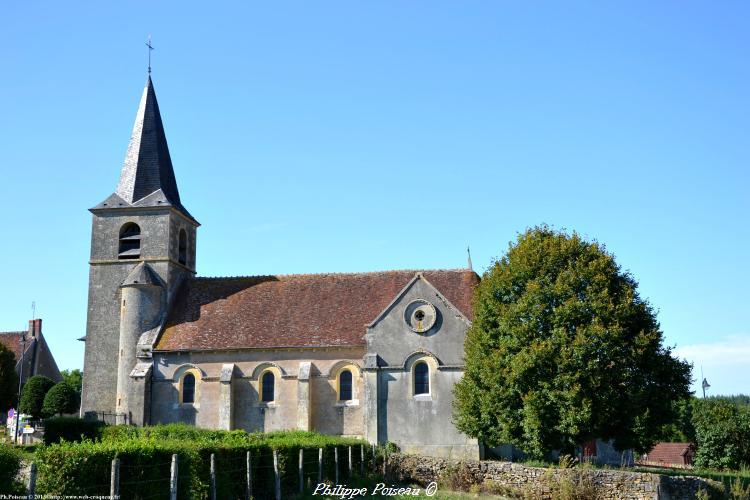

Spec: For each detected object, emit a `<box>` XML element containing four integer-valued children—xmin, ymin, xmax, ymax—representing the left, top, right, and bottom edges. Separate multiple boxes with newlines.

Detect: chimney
<box><xmin>28</xmin><ymin>318</ymin><xmax>42</xmax><ymax>338</ymax></box>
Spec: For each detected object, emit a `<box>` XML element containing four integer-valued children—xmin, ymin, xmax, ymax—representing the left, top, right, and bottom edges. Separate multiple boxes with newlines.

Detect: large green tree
<box><xmin>0</xmin><ymin>344</ymin><xmax>19</xmax><ymax>411</ymax></box>
<box><xmin>19</xmin><ymin>375</ymin><xmax>55</xmax><ymax>419</ymax></box>
<box><xmin>453</xmin><ymin>226</ymin><xmax>692</xmax><ymax>458</ymax></box>
<box><xmin>60</xmin><ymin>369</ymin><xmax>83</xmax><ymax>394</ymax></box>
<box><xmin>42</xmin><ymin>381</ymin><xmax>80</xmax><ymax>417</ymax></box>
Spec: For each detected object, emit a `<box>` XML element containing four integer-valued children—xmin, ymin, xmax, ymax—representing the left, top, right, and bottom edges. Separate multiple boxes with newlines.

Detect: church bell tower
<box><xmin>81</xmin><ymin>76</ymin><xmax>199</xmax><ymax>424</ymax></box>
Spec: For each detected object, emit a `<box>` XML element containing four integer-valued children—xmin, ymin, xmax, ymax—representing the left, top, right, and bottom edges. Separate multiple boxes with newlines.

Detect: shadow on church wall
<box><xmin>312</xmin><ymin>378</ymin><xmax>345</xmax><ymax>435</ymax></box>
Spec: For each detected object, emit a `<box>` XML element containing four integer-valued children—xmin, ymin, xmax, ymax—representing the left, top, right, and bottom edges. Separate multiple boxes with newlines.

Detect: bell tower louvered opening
<box><xmin>118</xmin><ymin>223</ymin><xmax>141</xmax><ymax>259</ymax></box>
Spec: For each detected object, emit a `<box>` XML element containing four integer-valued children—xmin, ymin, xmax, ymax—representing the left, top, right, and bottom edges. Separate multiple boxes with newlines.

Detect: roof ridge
<box><xmin>0</xmin><ymin>331</ymin><xmax>26</xmax><ymax>335</ymax></box>
<box><xmin>193</xmin><ymin>268</ymin><xmax>474</xmax><ymax>281</ymax></box>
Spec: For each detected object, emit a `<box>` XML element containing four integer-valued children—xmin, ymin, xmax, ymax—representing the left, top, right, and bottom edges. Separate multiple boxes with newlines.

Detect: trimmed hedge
<box><xmin>35</xmin><ymin>427</ymin><xmax>373</xmax><ymax>499</ymax></box>
<box><xmin>43</xmin><ymin>417</ymin><xmax>106</xmax><ymax>445</ymax></box>
<box><xmin>0</xmin><ymin>444</ymin><xmax>23</xmax><ymax>494</ymax></box>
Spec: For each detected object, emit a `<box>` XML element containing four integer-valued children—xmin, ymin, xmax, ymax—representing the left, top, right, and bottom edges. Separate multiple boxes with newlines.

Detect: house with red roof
<box><xmin>0</xmin><ymin>319</ymin><xmax>62</xmax><ymax>393</ymax></box>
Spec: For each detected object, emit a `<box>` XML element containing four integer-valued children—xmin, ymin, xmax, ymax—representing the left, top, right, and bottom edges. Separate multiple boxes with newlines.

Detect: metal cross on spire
<box><xmin>146</xmin><ymin>35</ymin><xmax>154</xmax><ymax>74</ymax></box>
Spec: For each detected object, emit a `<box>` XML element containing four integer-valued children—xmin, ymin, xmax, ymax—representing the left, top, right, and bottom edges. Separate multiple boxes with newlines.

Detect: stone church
<box><xmin>81</xmin><ymin>77</ymin><xmax>480</xmax><ymax>458</ymax></box>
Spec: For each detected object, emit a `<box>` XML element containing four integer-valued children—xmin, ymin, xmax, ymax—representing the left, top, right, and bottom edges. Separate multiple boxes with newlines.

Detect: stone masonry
<box><xmin>388</xmin><ymin>453</ymin><xmax>723</xmax><ymax>500</ymax></box>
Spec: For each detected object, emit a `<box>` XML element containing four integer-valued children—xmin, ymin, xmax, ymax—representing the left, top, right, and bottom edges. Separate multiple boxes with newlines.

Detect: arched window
<box><xmin>118</xmin><ymin>223</ymin><xmax>141</xmax><ymax>259</ymax></box>
<box><xmin>414</xmin><ymin>362</ymin><xmax>429</xmax><ymax>395</ymax></box>
<box><xmin>178</xmin><ymin>229</ymin><xmax>187</xmax><ymax>265</ymax></box>
<box><xmin>261</xmin><ymin>371</ymin><xmax>275</xmax><ymax>402</ymax></box>
<box><xmin>339</xmin><ymin>370</ymin><xmax>353</xmax><ymax>401</ymax></box>
<box><xmin>182</xmin><ymin>373</ymin><xmax>196</xmax><ymax>404</ymax></box>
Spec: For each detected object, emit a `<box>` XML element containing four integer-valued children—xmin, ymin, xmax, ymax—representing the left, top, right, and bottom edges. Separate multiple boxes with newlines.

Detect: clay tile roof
<box><xmin>0</xmin><ymin>331</ymin><xmax>31</xmax><ymax>364</ymax></box>
<box><xmin>645</xmin><ymin>443</ymin><xmax>695</xmax><ymax>466</ymax></box>
<box><xmin>156</xmin><ymin>269</ymin><xmax>479</xmax><ymax>351</ymax></box>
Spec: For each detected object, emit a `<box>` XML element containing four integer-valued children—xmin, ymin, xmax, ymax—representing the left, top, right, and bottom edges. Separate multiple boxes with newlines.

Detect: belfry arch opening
<box><xmin>118</xmin><ymin>223</ymin><xmax>141</xmax><ymax>259</ymax></box>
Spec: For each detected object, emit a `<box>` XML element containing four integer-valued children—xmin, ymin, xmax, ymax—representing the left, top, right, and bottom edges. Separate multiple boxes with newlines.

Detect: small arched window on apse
<box><xmin>414</xmin><ymin>362</ymin><xmax>429</xmax><ymax>395</ymax></box>
<box><xmin>178</xmin><ymin>229</ymin><xmax>187</xmax><ymax>265</ymax></box>
<box><xmin>261</xmin><ymin>371</ymin><xmax>275</xmax><ymax>402</ymax></box>
<box><xmin>182</xmin><ymin>373</ymin><xmax>196</xmax><ymax>404</ymax></box>
<box><xmin>338</xmin><ymin>370</ymin><xmax>353</xmax><ymax>401</ymax></box>
<box><xmin>118</xmin><ymin>223</ymin><xmax>141</xmax><ymax>259</ymax></box>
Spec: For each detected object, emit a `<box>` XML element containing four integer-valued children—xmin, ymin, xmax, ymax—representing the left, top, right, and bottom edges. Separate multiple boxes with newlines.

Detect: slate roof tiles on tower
<box><xmin>93</xmin><ymin>77</ymin><xmax>195</xmax><ymax>221</ymax></box>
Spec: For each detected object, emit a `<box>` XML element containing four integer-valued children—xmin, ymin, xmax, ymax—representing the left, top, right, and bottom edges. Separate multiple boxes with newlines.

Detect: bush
<box><xmin>35</xmin><ymin>427</ymin><xmax>370</xmax><ymax>499</ymax></box>
<box><xmin>438</xmin><ymin>461</ymin><xmax>480</xmax><ymax>492</ymax></box>
<box><xmin>552</xmin><ymin>470</ymin><xmax>600</xmax><ymax>500</ymax></box>
<box><xmin>693</xmin><ymin>399</ymin><xmax>750</xmax><ymax>470</ymax></box>
<box><xmin>19</xmin><ymin>375</ymin><xmax>55</xmax><ymax>419</ymax></box>
<box><xmin>0</xmin><ymin>444</ymin><xmax>24</xmax><ymax>494</ymax></box>
<box><xmin>43</xmin><ymin>417</ymin><xmax>106</xmax><ymax>445</ymax></box>
<box><xmin>101</xmin><ymin>422</ymin><xmax>248</xmax><ymax>442</ymax></box>
<box><xmin>42</xmin><ymin>382</ymin><xmax>80</xmax><ymax>417</ymax></box>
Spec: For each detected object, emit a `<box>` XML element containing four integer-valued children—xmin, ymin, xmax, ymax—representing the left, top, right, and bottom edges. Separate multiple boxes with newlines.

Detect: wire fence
<box><xmin>25</xmin><ymin>443</ymin><xmax>391</xmax><ymax>500</ymax></box>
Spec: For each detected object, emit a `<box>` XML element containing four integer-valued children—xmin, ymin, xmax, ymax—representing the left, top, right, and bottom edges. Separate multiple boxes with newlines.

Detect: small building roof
<box><xmin>156</xmin><ymin>269</ymin><xmax>479</xmax><ymax>352</ymax></box>
<box><xmin>645</xmin><ymin>442</ymin><xmax>695</xmax><ymax>466</ymax></box>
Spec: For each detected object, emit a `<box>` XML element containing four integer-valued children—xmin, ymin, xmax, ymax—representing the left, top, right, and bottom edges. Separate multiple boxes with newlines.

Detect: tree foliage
<box><xmin>453</xmin><ymin>226</ymin><xmax>692</xmax><ymax>458</ymax></box>
<box><xmin>0</xmin><ymin>344</ymin><xmax>18</xmax><ymax>412</ymax></box>
<box><xmin>19</xmin><ymin>375</ymin><xmax>55</xmax><ymax>419</ymax></box>
<box><xmin>42</xmin><ymin>381</ymin><xmax>80</xmax><ymax>417</ymax></box>
<box><xmin>706</xmin><ymin>394</ymin><xmax>750</xmax><ymax>408</ymax></box>
<box><xmin>60</xmin><ymin>369</ymin><xmax>83</xmax><ymax>394</ymax></box>
<box><xmin>658</xmin><ymin>397</ymin><xmax>696</xmax><ymax>443</ymax></box>
<box><xmin>693</xmin><ymin>399</ymin><xmax>750</xmax><ymax>470</ymax></box>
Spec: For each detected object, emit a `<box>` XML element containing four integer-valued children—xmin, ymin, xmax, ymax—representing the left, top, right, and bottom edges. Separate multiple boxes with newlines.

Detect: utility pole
<box><xmin>14</xmin><ymin>332</ymin><xmax>27</xmax><ymax>444</ymax></box>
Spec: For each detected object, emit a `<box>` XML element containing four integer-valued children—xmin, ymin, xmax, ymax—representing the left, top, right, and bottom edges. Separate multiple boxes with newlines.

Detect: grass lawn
<box><xmin>633</xmin><ymin>465</ymin><xmax>750</xmax><ymax>492</ymax></box>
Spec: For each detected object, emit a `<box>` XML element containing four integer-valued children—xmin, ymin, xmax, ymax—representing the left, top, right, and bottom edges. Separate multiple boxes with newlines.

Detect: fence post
<box><xmin>299</xmin><ymin>448</ymin><xmax>304</xmax><ymax>494</ymax></box>
<box><xmin>210</xmin><ymin>453</ymin><xmax>217</xmax><ymax>500</ymax></box>
<box><xmin>251</xmin><ymin>451</ymin><xmax>253</xmax><ymax>500</ymax></box>
<box><xmin>334</xmin><ymin>447</ymin><xmax>339</xmax><ymax>484</ymax></box>
<box><xmin>348</xmin><ymin>446</ymin><xmax>352</xmax><ymax>478</ymax></box>
<box><xmin>318</xmin><ymin>448</ymin><xmax>323</xmax><ymax>484</ymax></box>
<box><xmin>170</xmin><ymin>454</ymin><xmax>178</xmax><ymax>500</ymax></box>
<box><xmin>273</xmin><ymin>449</ymin><xmax>281</xmax><ymax>500</ymax></box>
<box><xmin>360</xmin><ymin>445</ymin><xmax>364</xmax><ymax>477</ymax></box>
<box><xmin>110</xmin><ymin>458</ymin><xmax>120</xmax><ymax>499</ymax></box>
<box><xmin>27</xmin><ymin>462</ymin><xmax>37</xmax><ymax>499</ymax></box>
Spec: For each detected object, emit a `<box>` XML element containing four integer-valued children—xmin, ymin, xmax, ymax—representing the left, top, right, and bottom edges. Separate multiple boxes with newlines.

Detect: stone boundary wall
<box><xmin>388</xmin><ymin>453</ymin><xmax>722</xmax><ymax>500</ymax></box>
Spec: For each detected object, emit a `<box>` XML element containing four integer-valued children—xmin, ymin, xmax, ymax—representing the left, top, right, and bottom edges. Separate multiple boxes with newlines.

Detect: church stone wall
<box><xmin>82</xmin><ymin>208</ymin><xmax>194</xmax><ymax>417</ymax></box>
<box><xmin>310</xmin><ymin>374</ymin><xmax>364</xmax><ymax>437</ymax></box>
<box><xmin>82</xmin><ymin>263</ymin><xmax>128</xmax><ymax>415</ymax></box>
<box><xmin>365</xmin><ymin>275</ymin><xmax>479</xmax><ymax>459</ymax></box>
<box><xmin>379</xmin><ymin>368</ymin><xmax>477</xmax><ymax>458</ymax></box>
<box><xmin>150</xmin><ymin>348</ymin><xmax>365</xmax><ymax>436</ymax></box>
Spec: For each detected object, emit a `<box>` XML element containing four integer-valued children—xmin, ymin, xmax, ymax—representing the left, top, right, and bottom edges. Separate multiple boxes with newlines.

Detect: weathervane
<box><xmin>146</xmin><ymin>35</ymin><xmax>154</xmax><ymax>74</ymax></box>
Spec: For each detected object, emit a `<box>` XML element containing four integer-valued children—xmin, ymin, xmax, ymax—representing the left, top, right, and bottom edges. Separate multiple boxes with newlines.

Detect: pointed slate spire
<box><xmin>104</xmin><ymin>76</ymin><xmax>193</xmax><ymax>219</ymax></box>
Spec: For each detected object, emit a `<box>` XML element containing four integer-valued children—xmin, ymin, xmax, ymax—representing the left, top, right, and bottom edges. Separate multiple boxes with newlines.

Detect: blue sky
<box><xmin>0</xmin><ymin>1</ymin><xmax>747</xmax><ymax>395</ymax></box>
